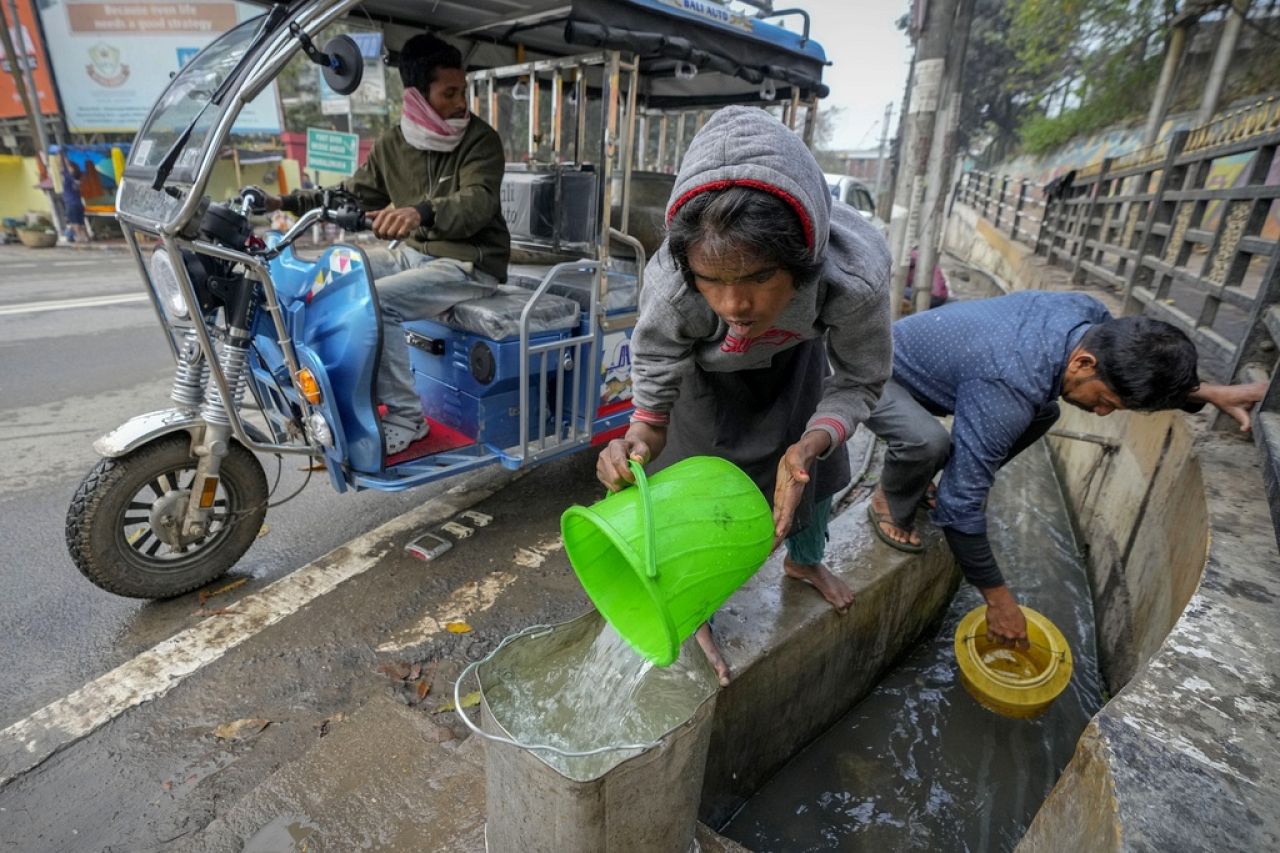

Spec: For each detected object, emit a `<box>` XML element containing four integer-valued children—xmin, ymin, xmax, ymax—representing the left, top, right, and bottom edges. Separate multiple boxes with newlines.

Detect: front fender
<box><xmin>93</xmin><ymin>410</ymin><xmax>271</xmax><ymax>458</ymax></box>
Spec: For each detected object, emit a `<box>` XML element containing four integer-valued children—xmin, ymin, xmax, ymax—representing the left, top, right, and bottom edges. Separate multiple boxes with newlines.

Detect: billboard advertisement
<box><xmin>36</xmin><ymin>0</ymin><xmax>280</xmax><ymax>133</ymax></box>
<box><xmin>0</xmin><ymin>0</ymin><xmax>58</xmax><ymax>119</ymax></box>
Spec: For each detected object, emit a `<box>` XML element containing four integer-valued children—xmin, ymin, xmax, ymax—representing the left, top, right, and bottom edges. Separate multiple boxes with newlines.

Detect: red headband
<box><xmin>665</xmin><ymin>178</ymin><xmax>816</xmax><ymax>250</ymax></box>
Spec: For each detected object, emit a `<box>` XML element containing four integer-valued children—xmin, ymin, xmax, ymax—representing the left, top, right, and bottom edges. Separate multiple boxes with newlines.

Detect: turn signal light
<box><xmin>296</xmin><ymin>369</ymin><xmax>323</xmax><ymax>404</ymax></box>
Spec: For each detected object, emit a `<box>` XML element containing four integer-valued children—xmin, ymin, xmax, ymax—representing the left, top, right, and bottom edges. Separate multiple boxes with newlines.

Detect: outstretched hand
<box><xmin>772</xmin><ymin>430</ymin><xmax>833</xmax><ymax>546</ymax></box>
<box><xmin>1202</xmin><ymin>381</ymin><xmax>1267</xmax><ymax>432</ymax></box>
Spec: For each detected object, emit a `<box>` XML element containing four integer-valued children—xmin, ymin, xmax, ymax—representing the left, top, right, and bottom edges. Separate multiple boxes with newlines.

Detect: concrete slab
<box><xmin>188</xmin><ymin>693</ymin><xmax>486</xmax><ymax>852</ymax></box>
<box><xmin>699</xmin><ymin>487</ymin><xmax>960</xmax><ymax>826</ymax></box>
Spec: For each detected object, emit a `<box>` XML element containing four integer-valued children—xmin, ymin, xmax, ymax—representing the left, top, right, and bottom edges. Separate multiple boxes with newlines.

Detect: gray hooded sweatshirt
<box><xmin>630</xmin><ymin>106</ymin><xmax>893</xmax><ymax>452</ymax></box>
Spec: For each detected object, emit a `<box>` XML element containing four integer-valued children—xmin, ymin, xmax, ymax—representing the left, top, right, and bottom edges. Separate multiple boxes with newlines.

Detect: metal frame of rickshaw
<box><xmin>112</xmin><ymin>0</ymin><xmax>827</xmax><ymax>484</ymax></box>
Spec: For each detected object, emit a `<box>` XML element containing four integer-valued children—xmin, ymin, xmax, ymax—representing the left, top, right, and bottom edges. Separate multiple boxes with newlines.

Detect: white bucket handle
<box><xmin>453</xmin><ymin>623</ymin><xmax>664</xmax><ymax>757</ymax></box>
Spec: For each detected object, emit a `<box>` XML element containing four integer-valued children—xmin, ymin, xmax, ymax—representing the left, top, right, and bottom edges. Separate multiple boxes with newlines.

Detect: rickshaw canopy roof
<box><xmin>256</xmin><ymin>0</ymin><xmax>828</xmax><ymax>105</ymax></box>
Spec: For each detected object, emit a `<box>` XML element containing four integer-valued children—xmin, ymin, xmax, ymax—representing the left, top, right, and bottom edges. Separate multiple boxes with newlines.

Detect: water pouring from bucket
<box><xmin>560</xmin><ymin>455</ymin><xmax>775</xmax><ymax>666</ymax></box>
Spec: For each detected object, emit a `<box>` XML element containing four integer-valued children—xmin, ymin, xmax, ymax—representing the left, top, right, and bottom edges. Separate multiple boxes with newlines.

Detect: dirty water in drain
<box><xmin>724</xmin><ymin>442</ymin><xmax>1104</xmax><ymax>852</ymax></box>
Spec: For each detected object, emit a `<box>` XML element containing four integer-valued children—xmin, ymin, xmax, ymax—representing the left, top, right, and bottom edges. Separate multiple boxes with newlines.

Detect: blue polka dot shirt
<box><xmin>892</xmin><ymin>291</ymin><xmax>1111</xmax><ymax>535</ymax></box>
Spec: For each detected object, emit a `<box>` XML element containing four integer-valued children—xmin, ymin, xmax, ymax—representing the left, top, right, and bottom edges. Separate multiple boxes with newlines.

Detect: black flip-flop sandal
<box><xmin>867</xmin><ymin>503</ymin><xmax>925</xmax><ymax>554</ymax></box>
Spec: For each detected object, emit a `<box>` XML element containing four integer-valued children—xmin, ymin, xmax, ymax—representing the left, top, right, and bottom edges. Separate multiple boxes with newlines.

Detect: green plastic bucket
<box><xmin>561</xmin><ymin>455</ymin><xmax>773</xmax><ymax>666</ymax></box>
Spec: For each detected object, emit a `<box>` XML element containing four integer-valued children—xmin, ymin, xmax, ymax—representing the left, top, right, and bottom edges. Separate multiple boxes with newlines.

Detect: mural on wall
<box><xmin>993</xmin><ymin>108</ymin><xmax>1280</xmax><ymax>241</ymax></box>
<box><xmin>54</xmin><ymin>143</ymin><xmax>129</xmax><ymax>210</ymax></box>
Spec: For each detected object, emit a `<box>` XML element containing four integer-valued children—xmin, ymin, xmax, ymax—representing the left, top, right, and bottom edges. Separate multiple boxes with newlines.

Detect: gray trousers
<box><xmin>865</xmin><ymin>379</ymin><xmax>1059</xmax><ymax>526</ymax></box>
<box><xmin>365</xmin><ymin>246</ymin><xmax>499</xmax><ymax>427</ymax></box>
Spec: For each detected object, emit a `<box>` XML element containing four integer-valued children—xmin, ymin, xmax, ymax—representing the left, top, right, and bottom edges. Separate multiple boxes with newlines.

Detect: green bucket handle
<box><xmin>629</xmin><ymin>459</ymin><xmax>658</xmax><ymax>579</ymax></box>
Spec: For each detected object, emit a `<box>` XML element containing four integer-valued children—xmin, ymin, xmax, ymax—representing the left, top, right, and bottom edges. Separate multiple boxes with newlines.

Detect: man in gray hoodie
<box><xmin>597</xmin><ymin>106</ymin><xmax>893</xmax><ymax>683</ymax></box>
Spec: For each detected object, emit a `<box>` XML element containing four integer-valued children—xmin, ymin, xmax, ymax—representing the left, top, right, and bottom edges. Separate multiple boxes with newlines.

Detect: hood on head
<box><xmin>664</xmin><ymin>105</ymin><xmax>833</xmax><ymax>260</ymax></box>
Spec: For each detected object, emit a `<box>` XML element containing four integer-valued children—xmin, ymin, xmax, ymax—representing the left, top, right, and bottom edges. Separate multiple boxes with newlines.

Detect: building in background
<box><xmin>830</xmin><ymin>147</ymin><xmax>885</xmax><ymax>182</ymax></box>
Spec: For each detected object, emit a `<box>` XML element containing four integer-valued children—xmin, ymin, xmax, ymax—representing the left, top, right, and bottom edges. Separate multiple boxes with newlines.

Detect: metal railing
<box><xmin>955</xmin><ymin>96</ymin><xmax>1280</xmax><ymax>542</ymax></box>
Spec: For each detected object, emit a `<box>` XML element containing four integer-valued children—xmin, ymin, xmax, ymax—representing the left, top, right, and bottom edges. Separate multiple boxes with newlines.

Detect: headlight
<box><xmin>149</xmin><ymin>248</ymin><xmax>190</xmax><ymax>321</ymax></box>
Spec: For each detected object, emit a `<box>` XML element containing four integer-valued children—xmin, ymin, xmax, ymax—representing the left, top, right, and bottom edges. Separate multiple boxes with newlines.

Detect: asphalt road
<box><xmin>0</xmin><ymin>246</ymin><xmax>513</xmax><ymax>728</ymax></box>
<box><xmin>0</xmin><ymin>244</ymin><xmax>620</xmax><ymax>850</ymax></box>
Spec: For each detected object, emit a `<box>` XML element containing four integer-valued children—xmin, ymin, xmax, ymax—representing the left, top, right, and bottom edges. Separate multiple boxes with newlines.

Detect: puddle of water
<box><xmin>484</xmin><ymin>619</ymin><xmax>714</xmax><ymax>780</ymax></box>
<box><xmin>723</xmin><ymin>442</ymin><xmax>1104</xmax><ymax>852</ymax></box>
<box><xmin>241</xmin><ymin>814</ymin><xmax>321</xmax><ymax>853</ymax></box>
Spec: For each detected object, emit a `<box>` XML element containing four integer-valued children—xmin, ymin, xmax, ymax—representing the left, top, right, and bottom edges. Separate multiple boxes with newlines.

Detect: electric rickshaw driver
<box><xmin>262</xmin><ymin>32</ymin><xmax>511</xmax><ymax>455</ymax></box>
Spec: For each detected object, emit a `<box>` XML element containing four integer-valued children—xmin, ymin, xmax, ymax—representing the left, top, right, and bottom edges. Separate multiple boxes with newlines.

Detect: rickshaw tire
<box><xmin>65</xmin><ymin>435</ymin><xmax>269</xmax><ymax>599</ymax></box>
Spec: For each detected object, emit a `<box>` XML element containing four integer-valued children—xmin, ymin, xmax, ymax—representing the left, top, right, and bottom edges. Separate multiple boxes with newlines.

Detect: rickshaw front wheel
<box><xmin>66</xmin><ymin>434</ymin><xmax>268</xmax><ymax>599</ymax></box>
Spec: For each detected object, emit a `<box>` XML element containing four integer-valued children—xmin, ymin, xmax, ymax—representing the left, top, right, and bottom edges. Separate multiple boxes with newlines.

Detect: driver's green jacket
<box><xmin>283</xmin><ymin>118</ymin><xmax>510</xmax><ymax>281</ymax></box>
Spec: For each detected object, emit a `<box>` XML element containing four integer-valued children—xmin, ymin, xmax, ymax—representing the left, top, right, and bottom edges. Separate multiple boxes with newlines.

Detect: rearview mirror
<box><xmin>321</xmin><ymin>35</ymin><xmax>364</xmax><ymax>95</ymax></box>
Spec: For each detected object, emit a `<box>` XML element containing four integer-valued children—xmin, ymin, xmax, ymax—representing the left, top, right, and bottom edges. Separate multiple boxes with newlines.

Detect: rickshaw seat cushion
<box><xmin>444</xmin><ymin>285</ymin><xmax>581</xmax><ymax>340</ymax></box>
<box><xmin>509</xmin><ymin>268</ymin><xmax>639</xmax><ymax>313</ymax></box>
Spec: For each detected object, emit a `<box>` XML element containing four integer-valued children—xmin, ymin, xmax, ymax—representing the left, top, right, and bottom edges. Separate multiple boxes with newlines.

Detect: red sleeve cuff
<box><xmin>811</xmin><ymin>416</ymin><xmax>848</xmax><ymax>445</ymax></box>
<box><xmin>631</xmin><ymin>407</ymin><xmax>670</xmax><ymax>426</ymax></box>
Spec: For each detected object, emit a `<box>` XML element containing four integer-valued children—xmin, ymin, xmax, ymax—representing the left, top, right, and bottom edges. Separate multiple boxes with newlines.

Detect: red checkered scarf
<box><xmin>400</xmin><ymin>86</ymin><xmax>469</xmax><ymax>152</ymax></box>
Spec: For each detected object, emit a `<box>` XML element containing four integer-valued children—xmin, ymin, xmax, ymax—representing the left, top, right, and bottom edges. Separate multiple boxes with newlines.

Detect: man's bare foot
<box><xmin>783</xmin><ymin>558</ymin><xmax>855</xmax><ymax>613</ymax></box>
<box><xmin>871</xmin><ymin>484</ymin><xmax>923</xmax><ymax>548</ymax></box>
<box><xmin>695</xmin><ymin>622</ymin><xmax>731</xmax><ymax>687</ymax></box>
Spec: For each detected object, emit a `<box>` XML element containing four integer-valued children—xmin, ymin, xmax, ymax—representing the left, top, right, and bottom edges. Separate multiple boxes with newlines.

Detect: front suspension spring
<box><xmin>201</xmin><ymin>337</ymin><xmax>251</xmax><ymax>427</ymax></box>
<box><xmin>169</xmin><ymin>329</ymin><xmax>207</xmax><ymax>410</ymax></box>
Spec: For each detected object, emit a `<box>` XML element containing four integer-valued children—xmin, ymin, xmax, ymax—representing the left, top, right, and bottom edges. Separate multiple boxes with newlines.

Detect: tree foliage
<box><xmin>1006</xmin><ymin>0</ymin><xmax>1175</xmax><ymax>154</ymax></box>
<box><xmin>949</xmin><ymin>0</ymin><xmax>1178</xmax><ymax>158</ymax></box>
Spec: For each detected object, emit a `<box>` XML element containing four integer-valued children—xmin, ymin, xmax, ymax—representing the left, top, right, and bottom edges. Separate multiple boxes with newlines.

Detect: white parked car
<box><xmin>825</xmin><ymin>173</ymin><xmax>887</xmax><ymax>236</ymax></box>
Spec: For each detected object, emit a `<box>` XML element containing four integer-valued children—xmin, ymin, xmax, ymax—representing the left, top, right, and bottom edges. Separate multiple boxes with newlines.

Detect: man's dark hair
<box><xmin>398</xmin><ymin>33</ymin><xmax>463</xmax><ymax>92</ymax></box>
<box><xmin>1082</xmin><ymin>316</ymin><xmax>1200</xmax><ymax>410</ymax></box>
<box><xmin>667</xmin><ymin>187</ymin><xmax>820</xmax><ymax>289</ymax></box>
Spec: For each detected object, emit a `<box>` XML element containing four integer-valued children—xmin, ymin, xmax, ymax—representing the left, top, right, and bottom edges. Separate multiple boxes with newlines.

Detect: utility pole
<box><xmin>0</xmin><ymin>0</ymin><xmax>62</xmax><ymax>231</ymax></box>
<box><xmin>1197</xmin><ymin>0</ymin><xmax>1250</xmax><ymax>125</ymax></box>
<box><xmin>913</xmin><ymin>0</ymin><xmax>975</xmax><ymax>315</ymax></box>
<box><xmin>888</xmin><ymin>0</ymin><xmax>958</xmax><ymax>318</ymax></box>
<box><xmin>873</xmin><ymin>101</ymin><xmax>892</xmax><ymax>203</ymax></box>
<box><xmin>1143</xmin><ymin>16</ymin><xmax>1191</xmax><ymax>145</ymax></box>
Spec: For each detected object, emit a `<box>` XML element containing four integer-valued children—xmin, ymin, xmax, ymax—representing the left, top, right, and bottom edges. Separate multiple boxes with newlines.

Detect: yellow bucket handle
<box><xmin>960</xmin><ymin>634</ymin><xmax>1068</xmax><ymax>663</ymax></box>
<box><xmin>629</xmin><ymin>459</ymin><xmax>659</xmax><ymax>579</ymax></box>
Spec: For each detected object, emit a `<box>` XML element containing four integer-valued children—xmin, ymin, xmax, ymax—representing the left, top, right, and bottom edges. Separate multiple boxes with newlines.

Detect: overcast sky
<box><xmin>755</xmin><ymin>0</ymin><xmax>915</xmax><ymax>152</ymax></box>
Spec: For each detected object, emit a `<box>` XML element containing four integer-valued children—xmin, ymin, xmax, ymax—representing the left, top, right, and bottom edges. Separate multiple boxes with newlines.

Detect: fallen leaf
<box><xmin>415</xmin><ymin>678</ymin><xmax>430</xmax><ymax>702</ymax></box>
<box><xmin>198</xmin><ymin>577</ymin><xmax>248</xmax><ymax>605</ymax></box>
<box><xmin>213</xmin><ymin>718</ymin><xmax>270</xmax><ymax>741</ymax></box>
<box><xmin>256</xmin><ymin>523</ymin><xmax>270</xmax><ymax>539</ymax></box>
<box><xmin>445</xmin><ymin>621</ymin><xmax>472</xmax><ymax>634</ymax></box>
<box><xmin>434</xmin><ymin>691</ymin><xmax>481</xmax><ymax>714</ymax></box>
<box><xmin>377</xmin><ymin>661</ymin><xmax>413</xmax><ymax>681</ymax></box>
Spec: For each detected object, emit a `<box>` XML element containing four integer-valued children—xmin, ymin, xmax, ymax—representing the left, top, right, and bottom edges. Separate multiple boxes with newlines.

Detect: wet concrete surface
<box><xmin>0</xmin><ymin>450</ymin><xmax>603</xmax><ymax>851</ymax></box>
<box><xmin>723</xmin><ymin>442</ymin><xmax>1103</xmax><ymax>852</ymax></box>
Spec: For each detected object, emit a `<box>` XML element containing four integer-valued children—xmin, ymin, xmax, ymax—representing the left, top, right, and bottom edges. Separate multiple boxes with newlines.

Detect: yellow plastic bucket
<box><xmin>953</xmin><ymin>605</ymin><xmax>1073</xmax><ymax>719</ymax></box>
<box><xmin>561</xmin><ymin>456</ymin><xmax>773</xmax><ymax>667</ymax></box>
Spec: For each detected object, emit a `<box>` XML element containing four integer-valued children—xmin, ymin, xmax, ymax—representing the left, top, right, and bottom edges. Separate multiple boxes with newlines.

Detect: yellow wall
<box><xmin>0</xmin><ymin>156</ymin><xmax>53</xmax><ymax>220</ymax></box>
<box><xmin>280</xmin><ymin>158</ymin><xmax>301</xmax><ymax>195</ymax></box>
<box><xmin>0</xmin><ymin>154</ymin><xmax>300</xmax><ymax>221</ymax></box>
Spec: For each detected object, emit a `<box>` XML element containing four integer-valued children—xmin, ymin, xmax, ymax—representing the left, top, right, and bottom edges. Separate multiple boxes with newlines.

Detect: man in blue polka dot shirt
<box><xmin>864</xmin><ymin>290</ymin><xmax>1266</xmax><ymax>646</ymax></box>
